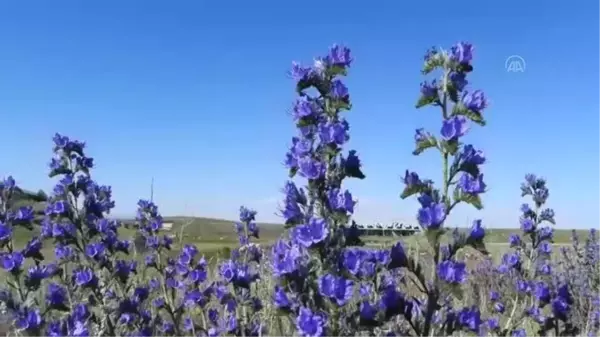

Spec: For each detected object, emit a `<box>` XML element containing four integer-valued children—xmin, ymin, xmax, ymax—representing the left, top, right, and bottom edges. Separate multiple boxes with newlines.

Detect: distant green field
<box><xmin>9</xmin><ymin>216</ymin><xmax>592</xmax><ymax>259</ymax></box>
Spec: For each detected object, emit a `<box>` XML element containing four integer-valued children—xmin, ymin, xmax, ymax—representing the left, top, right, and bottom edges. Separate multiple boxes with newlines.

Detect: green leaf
<box><xmin>422</xmin><ymin>52</ymin><xmax>446</xmax><ymax>75</ymax></box>
<box><xmin>454</xmin><ymin>188</ymin><xmax>484</xmax><ymax>210</ymax></box>
<box><xmin>327</xmin><ymin>65</ymin><xmax>347</xmax><ymax>78</ymax></box>
<box><xmin>296</xmin><ymin>78</ymin><xmax>313</xmax><ymax>93</ymax></box>
<box><xmin>400</xmin><ymin>184</ymin><xmax>427</xmax><ymax>200</ymax></box>
<box><xmin>413</xmin><ymin>136</ymin><xmax>438</xmax><ymax>155</ymax></box>
<box><xmin>452</xmin><ymin>104</ymin><xmax>486</xmax><ymax>126</ymax></box>
<box><xmin>288</xmin><ymin>167</ymin><xmax>297</xmax><ymax>179</ymax></box>
<box><xmin>448</xmin><ymin>283</ymin><xmax>464</xmax><ymax>301</ymax></box>
<box><xmin>327</xmin><ymin>99</ymin><xmax>351</xmax><ymax>114</ymax></box>
<box><xmin>415</xmin><ymin>93</ymin><xmax>439</xmax><ymax>109</ymax></box>
<box><xmin>446</xmin><ymin>84</ymin><xmax>460</xmax><ymax>104</ymax></box>
<box><xmin>440</xmin><ymin>139</ymin><xmax>459</xmax><ymax>156</ymax></box>
<box><xmin>457</xmin><ymin>63</ymin><xmax>473</xmax><ymax>73</ymax></box>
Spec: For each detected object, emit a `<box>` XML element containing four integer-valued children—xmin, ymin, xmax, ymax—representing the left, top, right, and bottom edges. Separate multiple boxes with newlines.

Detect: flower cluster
<box><xmin>0</xmin><ymin>135</ymin><xmax>267</xmax><ymax>337</ymax></box>
<box><xmin>0</xmin><ymin>134</ymin><xmax>128</xmax><ymax>336</ymax></box>
<box><xmin>270</xmin><ymin>42</ymin><xmax>493</xmax><ymax>337</ymax></box>
<box><xmin>394</xmin><ymin>42</ymin><xmax>493</xmax><ymax>335</ymax></box>
<box><xmin>480</xmin><ymin>175</ymin><xmax>583</xmax><ymax>336</ymax></box>
<box><xmin>271</xmin><ymin>44</ymin><xmax>376</xmax><ymax>336</ymax></box>
<box><xmin>559</xmin><ymin>228</ymin><xmax>600</xmax><ymax>335</ymax></box>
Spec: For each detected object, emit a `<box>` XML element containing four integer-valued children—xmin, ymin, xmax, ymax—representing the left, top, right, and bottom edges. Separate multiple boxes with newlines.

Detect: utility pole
<box><xmin>150</xmin><ymin>177</ymin><xmax>154</xmax><ymax>203</ymax></box>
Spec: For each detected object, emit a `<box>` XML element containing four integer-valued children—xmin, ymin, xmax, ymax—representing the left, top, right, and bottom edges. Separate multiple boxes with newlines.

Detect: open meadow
<box><xmin>8</xmin><ymin>216</ymin><xmax>590</xmax><ymax>262</ymax></box>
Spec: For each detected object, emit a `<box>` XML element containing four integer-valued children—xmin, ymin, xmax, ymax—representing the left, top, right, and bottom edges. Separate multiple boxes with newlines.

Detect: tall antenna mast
<box><xmin>150</xmin><ymin>177</ymin><xmax>154</xmax><ymax>202</ymax></box>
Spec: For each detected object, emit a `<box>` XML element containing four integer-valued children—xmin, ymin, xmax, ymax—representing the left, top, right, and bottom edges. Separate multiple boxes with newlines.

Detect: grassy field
<box><xmin>10</xmin><ymin>216</ymin><xmax>591</xmax><ymax>262</ymax></box>
<box><xmin>2</xmin><ymin>215</ymin><xmax>594</xmax><ymax>336</ymax></box>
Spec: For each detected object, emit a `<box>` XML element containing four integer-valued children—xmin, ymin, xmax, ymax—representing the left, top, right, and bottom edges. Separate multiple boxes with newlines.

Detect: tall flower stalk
<box><xmin>487</xmin><ymin>175</ymin><xmax>580</xmax><ymax>336</ymax></box>
<box><xmin>273</xmin><ymin>44</ymin><xmax>366</xmax><ymax>336</ymax></box>
<box><xmin>399</xmin><ymin>42</ymin><xmax>490</xmax><ymax>336</ymax></box>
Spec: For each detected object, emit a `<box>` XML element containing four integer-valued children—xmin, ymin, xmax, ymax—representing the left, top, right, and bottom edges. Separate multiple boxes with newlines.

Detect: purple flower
<box><xmin>462</xmin><ymin>90</ymin><xmax>488</xmax><ymax>113</ymax></box>
<box><xmin>359</xmin><ymin>301</ymin><xmax>378</xmax><ymax>322</ymax></box>
<box><xmin>318</xmin><ymin>274</ymin><xmax>336</xmax><ymax>297</ymax></box>
<box><xmin>73</xmin><ymin>267</ymin><xmax>96</xmax><ymax>287</ymax></box>
<box><xmin>538</xmin><ymin>241</ymin><xmax>552</xmax><ymax>254</ymax></box>
<box><xmin>15</xmin><ymin>308</ymin><xmax>43</xmax><ymax>331</ymax></box>
<box><xmin>273</xmin><ymin>286</ymin><xmax>292</xmax><ymax>309</ymax></box>
<box><xmin>420</xmin><ymin>80</ymin><xmax>438</xmax><ymax>99</ymax></box>
<box><xmin>298</xmin><ymin>157</ymin><xmax>325</xmax><ymax>180</ymax></box>
<box><xmin>534</xmin><ymin>281</ymin><xmax>551</xmax><ymax>303</ymax></box>
<box><xmin>512</xmin><ymin>329</ymin><xmax>527</xmax><ymax>337</ymax></box>
<box><xmin>296</xmin><ymin>307</ymin><xmax>325</xmax><ymax>337</ymax></box>
<box><xmin>502</xmin><ymin>252</ymin><xmax>521</xmax><ymax>269</ymax></box>
<box><xmin>414</xmin><ymin>128</ymin><xmax>432</xmax><ymax>143</ymax></box>
<box><xmin>219</xmin><ymin>260</ymin><xmax>237</xmax><ymax>283</ymax></box>
<box><xmin>508</xmin><ymin>234</ymin><xmax>521</xmax><ymax>247</ymax></box>
<box><xmin>330</xmin><ymin>80</ymin><xmax>349</xmax><ymax>100</ymax></box>
<box><xmin>343</xmin><ymin>150</ymin><xmax>362</xmax><ymax>174</ymax></box>
<box><xmin>538</xmin><ymin>262</ymin><xmax>552</xmax><ymax>275</ymax></box>
<box><xmin>417</xmin><ymin>202</ymin><xmax>446</xmax><ymax>230</ymax></box>
<box><xmin>457</xmin><ymin>307</ymin><xmax>481</xmax><ymax>333</ymax></box>
<box><xmin>327</xmin><ymin>189</ymin><xmax>355</xmax><ymax>214</ymax></box>
<box><xmin>441</xmin><ymin>116</ymin><xmax>469</xmax><ymax>141</ymax></box>
<box><xmin>15</xmin><ymin>206</ymin><xmax>35</xmax><ymax>222</ymax></box>
<box><xmin>318</xmin><ymin>121</ymin><xmax>348</xmax><ymax>146</ymax></box>
<box><xmin>239</xmin><ymin>206</ymin><xmax>257</xmax><ymax>223</ymax></box>
<box><xmin>85</xmin><ymin>242</ymin><xmax>105</xmax><ymax>260</ymax></box>
<box><xmin>318</xmin><ymin>274</ymin><xmax>354</xmax><ymax>306</ymax></box>
<box><xmin>22</xmin><ymin>237</ymin><xmax>43</xmax><ymax>259</ymax></box>
<box><xmin>291</xmin><ymin>218</ymin><xmax>328</xmax><ymax>248</ymax></box>
<box><xmin>271</xmin><ymin>240</ymin><xmax>304</xmax><ymax>277</ymax></box>
<box><xmin>449</xmin><ymin>72</ymin><xmax>468</xmax><ymax>91</ymax></box>
<box><xmin>494</xmin><ymin>302</ymin><xmax>505</xmax><ymax>313</ymax></box>
<box><xmin>46</xmin><ymin>283</ymin><xmax>67</xmax><ymax>308</ymax></box>
<box><xmin>459</xmin><ymin>144</ymin><xmax>485</xmax><ymax>165</ymax></box>
<box><xmin>290</xmin><ymin>62</ymin><xmax>312</xmax><ymax>82</ymax></box>
<box><xmin>458</xmin><ymin>173</ymin><xmax>486</xmax><ymax>195</ymax></box>
<box><xmin>389</xmin><ymin>242</ymin><xmax>407</xmax><ymax>268</ymax></box>
<box><xmin>331</xmin><ymin>277</ymin><xmax>354</xmax><ymax>306</ymax></box>
<box><xmin>520</xmin><ymin>217</ymin><xmax>535</xmax><ymax>233</ymax></box>
<box><xmin>25</xmin><ymin>265</ymin><xmax>53</xmax><ymax>288</ymax></box>
<box><xmin>450</xmin><ymin>42</ymin><xmax>474</xmax><ymax>65</ymax></box>
<box><xmin>55</xmin><ymin>244</ymin><xmax>73</xmax><ymax>260</ymax></box>
<box><xmin>468</xmin><ymin>219</ymin><xmax>485</xmax><ymax>241</ymax></box>
<box><xmin>341</xmin><ymin>249</ymin><xmax>362</xmax><ymax>275</ymax></box>
<box><xmin>49</xmin><ymin>200</ymin><xmax>69</xmax><ymax>215</ymax></box>
<box><xmin>403</xmin><ymin>170</ymin><xmax>421</xmax><ymax>188</ymax></box>
<box><xmin>326</xmin><ymin>44</ymin><xmax>352</xmax><ymax>67</ymax></box>
<box><xmin>538</xmin><ymin>226</ymin><xmax>553</xmax><ymax>241</ymax></box>
<box><xmin>490</xmin><ymin>291</ymin><xmax>500</xmax><ymax>301</ymax></box>
<box><xmin>379</xmin><ymin>286</ymin><xmax>405</xmax><ymax>317</ymax></box>
<box><xmin>540</xmin><ymin>208</ymin><xmax>555</xmax><ymax>223</ymax></box>
<box><xmin>552</xmin><ymin>297</ymin><xmax>570</xmax><ymax>321</ymax></box>
<box><xmin>437</xmin><ymin>260</ymin><xmax>467</xmax><ymax>284</ymax></box>
<box><xmin>0</xmin><ymin>221</ymin><xmax>11</xmax><ymax>242</ymax></box>
<box><xmin>1</xmin><ymin>252</ymin><xmax>24</xmax><ymax>272</ymax></box>
<box><xmin>487</xmin><ymin>317</ymin><xmax>499</xmax><ymax>330</ymax></box>
<box><xmin>292</xmin><ymin>97</ymin><xmax>319</xmax><ymax>120</ymax></box>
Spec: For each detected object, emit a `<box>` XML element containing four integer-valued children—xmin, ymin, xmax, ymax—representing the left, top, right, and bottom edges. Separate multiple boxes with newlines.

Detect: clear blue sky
<box><xmin>0</xmin><ymin>1</ymin><xmax>598</xmax><ymax>229</ymax></box>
